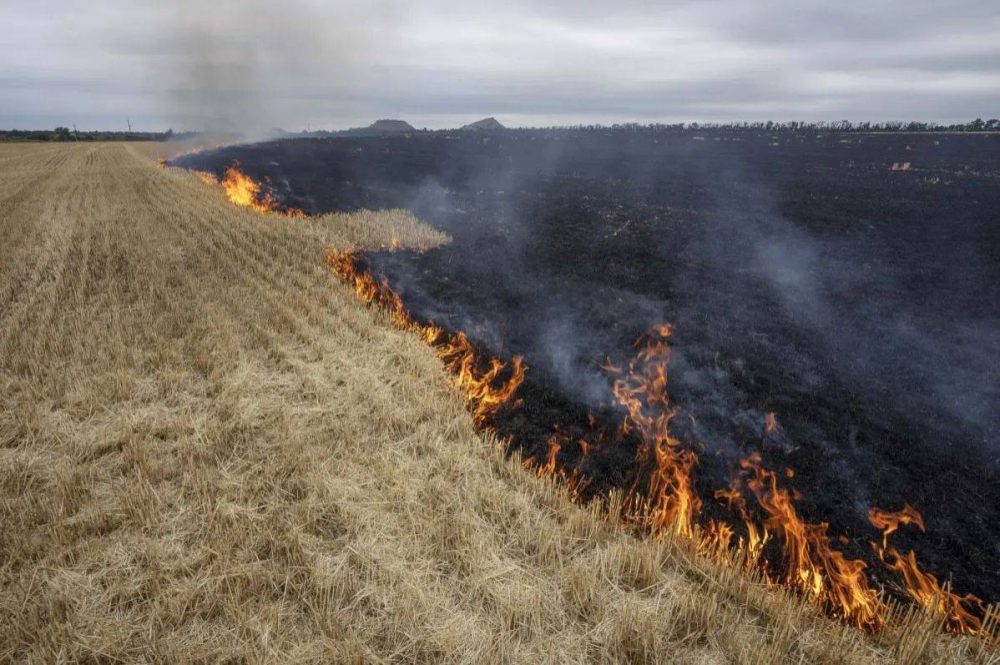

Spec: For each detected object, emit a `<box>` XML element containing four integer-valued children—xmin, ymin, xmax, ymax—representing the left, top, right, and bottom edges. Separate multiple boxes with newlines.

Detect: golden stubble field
<box><xmin>0</xmin><ymin>142</ymin><xmax>992</xmax><ymax>663</ymax></box>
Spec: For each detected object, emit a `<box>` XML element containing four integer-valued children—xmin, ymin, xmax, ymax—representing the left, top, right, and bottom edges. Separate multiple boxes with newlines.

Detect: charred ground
<box><xmin>176</xmin><ymin>129</ymin><xmax>1000</xmax><ymax>604</ymax></box>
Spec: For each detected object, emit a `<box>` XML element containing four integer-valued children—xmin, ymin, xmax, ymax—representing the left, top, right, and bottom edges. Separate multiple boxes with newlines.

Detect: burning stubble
<box><xmin>327</xmin><ymin>244</ymin><xmax>991</xmax><ymax>635</ymax></box>
<box><xmin>177</xmin><ymin>130</ymin><xmax>1000</xmax><ymax>642</ymax></box>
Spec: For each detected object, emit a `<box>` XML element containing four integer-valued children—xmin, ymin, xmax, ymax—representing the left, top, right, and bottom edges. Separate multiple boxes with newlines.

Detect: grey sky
<box><xmin>2</xmin><ymin>0</ymin><xmax>998</xmax><ymax>131</ymax></box>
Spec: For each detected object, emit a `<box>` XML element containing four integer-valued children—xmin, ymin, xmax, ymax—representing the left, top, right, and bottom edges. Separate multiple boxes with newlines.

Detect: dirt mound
<box><xmin>367</xmin><ymin>118</ymin><xmax>416</xmax><ymax>133</ymax></box>
<box><xmin>461</xmin><ymin>117</ymin><xmax>505</xmax><ymax>131</ymax></box>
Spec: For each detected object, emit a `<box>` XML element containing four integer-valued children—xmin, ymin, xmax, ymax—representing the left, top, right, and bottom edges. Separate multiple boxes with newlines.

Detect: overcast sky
<box><xmin>2</xmin><ymin>0</ymin><xmax>998</xmax><ymax>131</ymax></box>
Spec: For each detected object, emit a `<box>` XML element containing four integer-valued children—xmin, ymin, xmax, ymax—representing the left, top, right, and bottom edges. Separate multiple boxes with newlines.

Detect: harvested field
<box><xmin>0</xmin><ymin>142</ymin><xmax>992</xmax><ymax>663</ymax></box>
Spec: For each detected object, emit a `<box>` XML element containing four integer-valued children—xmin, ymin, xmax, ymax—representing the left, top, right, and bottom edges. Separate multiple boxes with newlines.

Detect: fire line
<box><xmin>324</xmin><ymin>246</ymin><xmax>995</xmax><ymax>639</ymax></box>
<box><xmin>183</xmin><ymin>160</ymin><xmax>994</xmax><ymax>640</ymax></box>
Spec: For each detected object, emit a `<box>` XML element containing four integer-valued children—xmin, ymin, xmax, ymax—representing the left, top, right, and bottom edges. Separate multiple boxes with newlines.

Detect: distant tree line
<box><xmin>0</xmin><ymin>128</ymin><xmax>193</xmax><ymax>142</ymax></box>
<box><xmin>286</xmin><ymin>118</ymin><xmax>1000</xmax><ymax>139</ymax></box>
<box><xmin>6</xmin><ymin>119</ymin><xmax>996</xmax><ymax>143</ymax></box>
<box><xmin>541</xmin><ymin>119</ymin><xmax>1000</xmax><ymax>133</ymax></box>
<box><xmin>322</xmin><ymin>118</ymin><xmax>1000</xmax><ymax>137</ymax></box>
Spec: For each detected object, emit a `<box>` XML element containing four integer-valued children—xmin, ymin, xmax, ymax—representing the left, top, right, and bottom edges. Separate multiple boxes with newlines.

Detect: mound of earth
<box><xmin>367</xmin><ymin>119</ymin><xmax>416</xmax><ymax>133</ymax></box>
<box><xmin>461</xmin><ymin>117</ymin><xmax>505</xmax><ymax>131</ymax></box>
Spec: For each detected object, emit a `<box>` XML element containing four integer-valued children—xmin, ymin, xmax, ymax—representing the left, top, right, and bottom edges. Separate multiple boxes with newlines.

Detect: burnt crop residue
<box><xmin>178</xmin><ymin>128</ymin><xmax>1000</xmax><ymax>630</ymax></box>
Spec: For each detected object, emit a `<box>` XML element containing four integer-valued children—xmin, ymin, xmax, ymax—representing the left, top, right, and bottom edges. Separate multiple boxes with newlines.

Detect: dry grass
<box><xmin>0</xmin><ymin>142</ymin><xmax>993</xmax><ymax>664</ymax></box>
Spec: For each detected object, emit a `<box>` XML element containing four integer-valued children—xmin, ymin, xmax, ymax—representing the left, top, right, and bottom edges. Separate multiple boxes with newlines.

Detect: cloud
<box><xmin>1</xmin><ymin>0</ymin><xmax>997</xmax><ymax>130</ymax></box>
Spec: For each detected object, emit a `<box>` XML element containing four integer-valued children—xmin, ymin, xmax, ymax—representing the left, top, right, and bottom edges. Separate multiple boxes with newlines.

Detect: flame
<box><xmin>713</xmin><ymin>482</ymin><xmax>771</xmax><ymax>572</ymax></box>
<box><xmin>195</xmin><ymin>171</ymin><xmax>217</xmax><ymax>185</ymax></box>
<box><xmin>869</xmin><ymin>505</ymin><xmax>985</xmax><ymax>634</ymax></box>
<box><xmin>438</xmin><ymin>330</ymin><xmax>526</xmax><ymax>426</ymax></box>
<box><xmin>221</xmin><ymin>162</ymin><xmax>304</xmax><ymax>217</ymax></box>
<box><xmin>869</xmin><ymin>503</ymin><xmax>925</xmax><ymax>550</ymax></box>
<box><xmin>525</xmin><ymin>433</ymin><xmax>563</xmax><ymax>477</ymax></box>
<box><xmin>326</xmin><ymin>249</ymin><xmax>525</xmax><ymax>428</ymax></box>
<box><xmin>324</xmin><ymin>245</ymin><xmax>994</xmax><ymax>639</ymax></box>
<box><xmin>765</xmin><ymin>412</ymin><xmax>778</xmax><ymax>434</ymax></box>
<box><xmin>700</xmin><ymin>519</ymin><xmax>736</xmax><ymax>563</ymax></box>
<box><xmin>156</xmin><ymin>157</ymin><xmax>168</xmax><ymax>169</ymax></box>
<box><xmin>741</xmin><ymin>456</ymin><xmax>883</xmax><ymax>628</ymax></box>
<box><xmin>613</xmin><ymin>325</ymin><xmax>701</xmax><ymax>539</ymax></box>
<box><xmin>522</xmin><ymin>429</ymin><xmax>593</xmax><ymax>504</ymax></box>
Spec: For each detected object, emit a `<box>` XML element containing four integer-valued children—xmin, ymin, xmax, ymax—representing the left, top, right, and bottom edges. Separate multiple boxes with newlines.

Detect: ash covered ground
<box><xmin>177</xmin><ymin>129</ymin><xmax>1000</xmax><ymax>602</ymax></box>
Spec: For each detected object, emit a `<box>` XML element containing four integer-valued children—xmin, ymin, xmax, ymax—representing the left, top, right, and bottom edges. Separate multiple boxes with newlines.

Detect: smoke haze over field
<box><xmin>2</xmin><ymin>0</ymin><xmax>999</xmax><ymax>131</ymax></box>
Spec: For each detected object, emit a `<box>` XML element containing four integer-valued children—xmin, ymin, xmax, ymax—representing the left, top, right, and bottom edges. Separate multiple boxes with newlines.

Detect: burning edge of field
<box><xmin>178</xmin><ymin>158</ymin><xmax>997</xmax><ymax>644</ymax></box>
<box><xmin>160</xmin><ymin>158</ymin><xmax>306</xmax><ymax>217</ymax></box>
<box><xmin>324</xmin><ymin>247</ymin><xmax>999</xmax><ymax>642</ymax></box>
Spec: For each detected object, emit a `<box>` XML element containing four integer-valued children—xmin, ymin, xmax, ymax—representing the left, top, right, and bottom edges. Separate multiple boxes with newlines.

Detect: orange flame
<box><xmin>700</xmin><ymin>519</ymin><xmax>736</xmax><ymax>564</ymax></box>
<box><xmin>741</xmin><ymin>456</ymin><xmax>883</xmax><ymax>628</ymax></box>
<box><xmin>438</xmin><ymin>330</ymin><xmax>526</xmax><ymax>427</ymax></box>
<box><xmin>326</xmin><ymin>249</ymin><xmax>525</xmax><ymax>428</ymax></box>
<box><xmin>869</xmin><ymin>503</ymin><xmax>925</xmax><ymax>550</ymax></box>
<box><xmin>765</xmin><ymin>411</ymin><xmax>778</xmax><ymax>434</ymax></box>
<box><xmin>221</xmin><ymin>162</ymin><xmax>304</xmax><ymax>217</ymax></box>
<box><xmin>522</xmin><ymin>429</ymin><xmax>594</xmax><ymax>504</ymax></box>
<box><xmin>324</xmin><ymin>246</ymin><xmax>994</xmax><ymax>639</ymax></box>
<box><xmin>195</xmin><ymin>171</ymin><xmax>217</xmax><ymax>185</ymax></box>
<box><xmin>525</xmin><ymin>433</ymin><xmax>563</xmax><ymax>477</ymax></box>
<box><xmin>613</xmin><ymin>325</ymin><xmax>701</xmax><ymax>539</ymax></box>
<box><xmin>869</xmin><ymin>505</ymin><xmax>985</xmax><ymax>634</ymax></box>
<box><xmin>713</xmin><ymin>481</ymin><xmax>772</xmax><ymax>572</ymax></box>
<box><xmin>156</xmin><ymin>157</ymin><xmax>167</xmax><ymax>169</ymax></box>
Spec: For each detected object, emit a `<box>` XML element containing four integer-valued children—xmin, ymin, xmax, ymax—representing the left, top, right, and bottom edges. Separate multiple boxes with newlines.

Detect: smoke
<box><xmin>690</xmin><ymin>167</ymin><xmax>999</xmax><ymax>459</ymax></box>
<box><xmin>355</xmin><ymin>131</ymin><xmax>999</xmax><ymax>511</ymax></box>
<box><xmin>195</xmin><ymin>130</ymin><xmax>997</xmax><ymax>469</ymax></box>
<box><xmin>146</xmin><ymin>1</ymin><xmax>400</xmax><ymax>137</ymax></box>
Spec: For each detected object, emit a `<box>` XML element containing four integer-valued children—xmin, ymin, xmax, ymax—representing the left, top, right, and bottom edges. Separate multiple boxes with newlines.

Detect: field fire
<box><xmin>217</xmin><ymin>162</ymin><xmax>305</xmax><ymax>216</ymax></box>
<box><xmin>177</xmin><ymin>128</ymin><xmax>999</xmax><ymax>640</ymax></box>
<box><xmin>325</xmin><ymin>247</ymin><xmax>992</xmax><ymax>636</ymax></box>
<box><xmin>10</xmin><ymin>0</ymin><xmax>1000</xmax><ymax>660</ymax></box>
